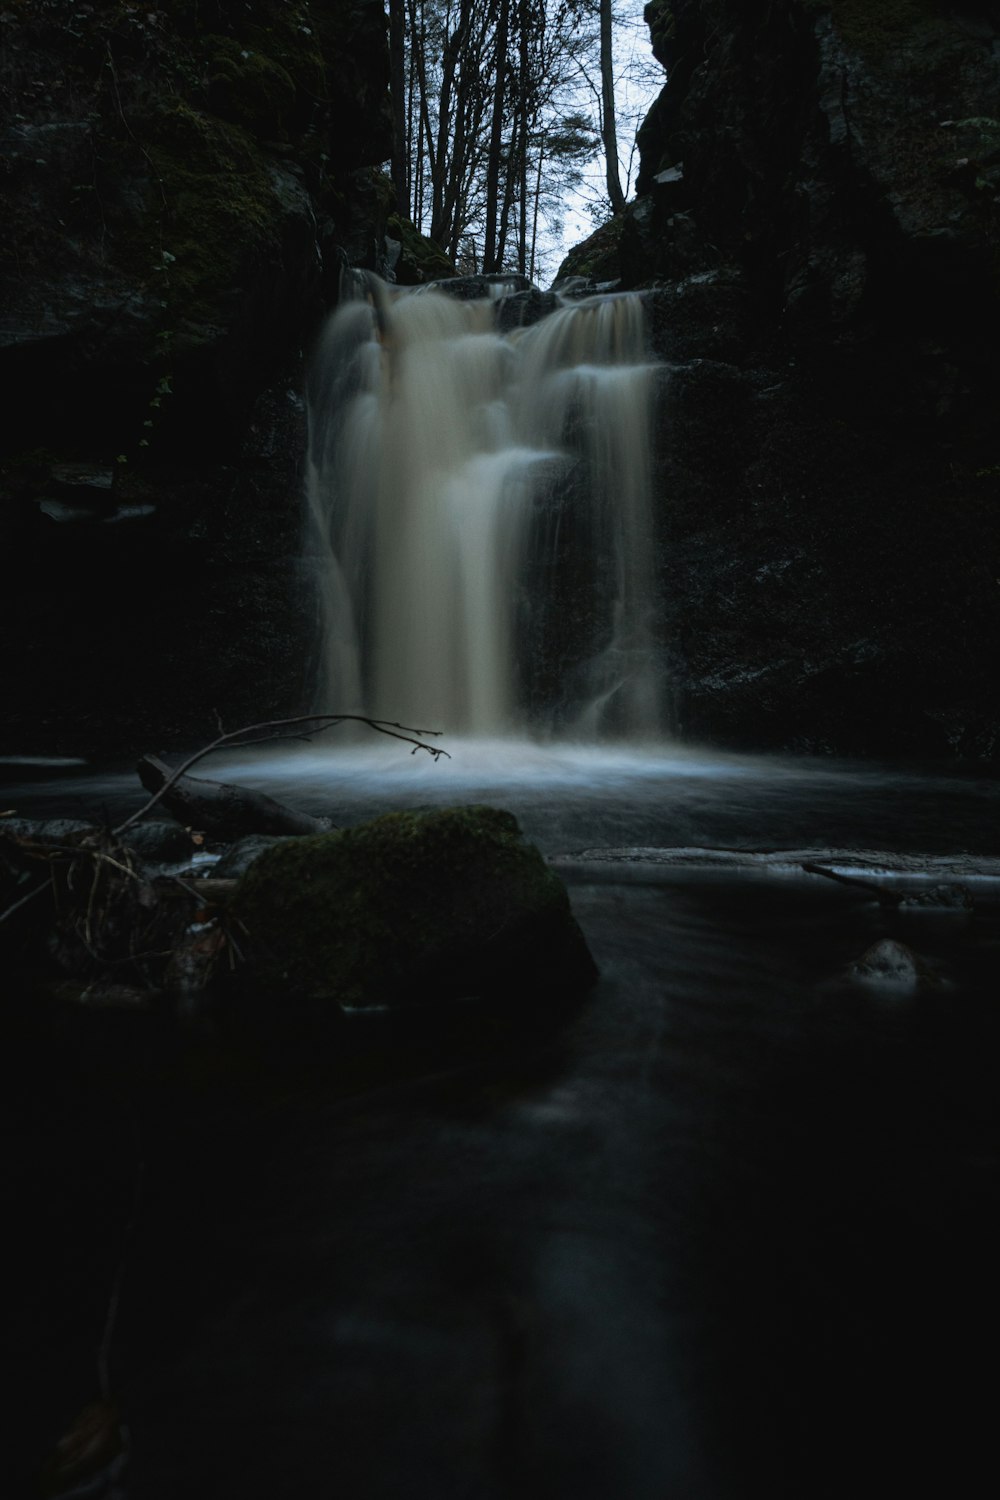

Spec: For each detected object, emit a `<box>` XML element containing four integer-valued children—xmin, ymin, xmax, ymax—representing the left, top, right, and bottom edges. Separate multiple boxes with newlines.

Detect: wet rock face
<box><xmin>0</xmin><ymin>1</ymin><xmax>393</xmax><ymax>753</ymax></box>
<box><xmin>629</xmin><ymin>0</ymin><xmax>1000</xmax><ymax>756</ymax></box>
<box><xmin>1</xmin><ymin>1</ymin><xmax>393</xmax><ymax>445</ymax></box>
<box><xmin>637</xmin><ymin>0</ymin><xmax>1000</xmax><ymax>320</ymax></box>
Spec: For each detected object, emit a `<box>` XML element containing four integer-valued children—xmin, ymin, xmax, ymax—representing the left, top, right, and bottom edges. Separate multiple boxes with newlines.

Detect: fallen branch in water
<box><xmin>114</xmin><ymin>714</ymin><xmax>449</xmax><ymax>837</ymax></box>
<box><xmin>135</xmin><ymin>754</ymin><xmax>333</xmax><ymax>840</ymax></box>
<box><xmin>801</xmin><ymin>860</ymin><xmax>902</xmax><ymax>906</ymax></box>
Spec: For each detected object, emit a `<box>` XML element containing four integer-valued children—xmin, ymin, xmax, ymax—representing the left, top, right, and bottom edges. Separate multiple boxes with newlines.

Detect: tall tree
<box><xmin>389</xmin><ymin>0</ymin><xmax>408</xmax><ymax>212</ymax></box>
<box><xmin>390</xmin><ymin>0</ymin><xmax>648</xmax><ymax>279</ymax></box>
<box><xmin>599</xmin><ymin>0</ymin><xmax>626</xmax><ymax>214</ymax></box>
<box><xmin>481</xmin><ymin>0</ymin><xmax>510</xmax><ymax>273</ymax></box>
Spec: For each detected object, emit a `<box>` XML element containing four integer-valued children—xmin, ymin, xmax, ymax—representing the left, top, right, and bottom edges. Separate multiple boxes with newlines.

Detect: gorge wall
<box><xmin>0</xmin><ymin>0</ymin><xmax>396</xmax><ymax>753</ymax></box>
<box><xmin>2</xmin><ymin>0</ymin><xmax>998</xmax><ymax>759</ymax></box>
<box><xmin>618</xmin><ymin>0</ymin><xmax>1000</xmax><ymax>756</ymax></box>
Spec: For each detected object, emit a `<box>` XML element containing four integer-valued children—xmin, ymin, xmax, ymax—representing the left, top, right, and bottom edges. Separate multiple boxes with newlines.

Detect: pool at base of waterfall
<box><xmin>4</xmin><ymin>743</ymin><xmax>999</xmax><ymax>1499</ymax></box>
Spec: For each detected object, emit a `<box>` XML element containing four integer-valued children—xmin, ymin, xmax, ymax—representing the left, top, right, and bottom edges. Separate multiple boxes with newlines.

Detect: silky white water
<box><xmin>306</xmin><ymin>278</ymin><xmax>664</xmax><ymax>738</ymax></box>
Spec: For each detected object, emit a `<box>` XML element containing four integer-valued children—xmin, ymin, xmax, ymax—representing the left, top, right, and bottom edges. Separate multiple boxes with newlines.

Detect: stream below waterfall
<box><xmin>5</xmin><ymin>744</ymin><xmax>1000</xmax><ymax>1498</ymax></box>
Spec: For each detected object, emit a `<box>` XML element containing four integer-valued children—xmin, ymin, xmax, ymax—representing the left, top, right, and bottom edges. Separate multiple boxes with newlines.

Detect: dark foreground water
<box><xmin>5</xmin><ymin>741</ymin><xmax>999</xmax><ymax>1498</ymax></box>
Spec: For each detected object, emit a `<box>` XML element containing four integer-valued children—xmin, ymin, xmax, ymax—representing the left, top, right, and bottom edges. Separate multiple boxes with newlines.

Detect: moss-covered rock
<box><xmin>386</xmin><ymin>213</ymin><xmax>458</xmax><ymax>284</ymax></box>
<box><xmin>801</xmin><ymin>0</ymin><xmax>939</xmax><ymax>57</ymax></box>
<box><xmin>230</xmin><ymin>805</ymin><xmax>598</xmax><ymax>1009</ymax></box>
<box><xmin>644</xmin><ymin>0</ymin><xmax>676</xmax><ymax>68</ymax></box>
<box><xmin>554</xmin><ymin>215</ymin><xmax>625</xmax><ymax>285</ymax></box>
<box><xmin>203</xmin><ymin>34</ymin><xmax>298</xmax><ymax>139</ymax></box>
<box><xmin>0</xmin><ymin>0</ymin><xmax>392</xmax><ymax>446</ymax></box>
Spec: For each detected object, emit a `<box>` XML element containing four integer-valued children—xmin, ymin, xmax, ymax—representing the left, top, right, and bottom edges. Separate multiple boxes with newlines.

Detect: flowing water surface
<box><xmin>306</xmin><ymin>283</ymin><xmax>663</xmax><ymax>736</ymax></box>
<box><xmin>6</xmin><ymin>743</ymin><xmax>999</xmax><ymax>1498</ymax></box>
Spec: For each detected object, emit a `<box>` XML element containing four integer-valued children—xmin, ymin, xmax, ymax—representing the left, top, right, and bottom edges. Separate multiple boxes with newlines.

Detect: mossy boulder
<box><xmin>554</xmin><ymin>215</ymin><xmax>625</xmax><ymax>285</ymax></box>
<box><xmin>386</xmin><ymin>214</ymin><xmax>458</xmax><ymax>285</ymax></box>
<box><xmin>229</xmin><ymin>805</ymin><xmax>598</xmax><ymax>1009</ymax></box>
<box><xmin>203</xmin><ymin>34</ymin><xmax>298</xmax><ymax>139</ymax></box>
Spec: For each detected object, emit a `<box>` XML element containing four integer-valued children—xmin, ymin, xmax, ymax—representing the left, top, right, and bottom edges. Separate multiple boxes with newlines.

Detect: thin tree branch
<box><xmin>0</xmin><ymin>878</ymin><xmax>51</xmax><ymax>925</ymax></box>
<box><xmin>113</xmin><ymin>714</ymin><xmax>449</xmax><ymax>838</ymax></box>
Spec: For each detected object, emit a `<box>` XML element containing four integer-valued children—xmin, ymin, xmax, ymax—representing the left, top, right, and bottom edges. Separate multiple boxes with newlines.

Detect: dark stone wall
<box><xmin>0</xmin><ymin>0</ymin><xmax>393</xmax><ymax>755</ymax></box>
<box><xmin>627</xmin><ymin>0</ymin><xmax>1000</xmax><ymax>756</ymax></box>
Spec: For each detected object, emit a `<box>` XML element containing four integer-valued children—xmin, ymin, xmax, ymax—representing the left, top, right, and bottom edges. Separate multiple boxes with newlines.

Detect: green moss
<box><xmin>555</xmin><ymin>215</ymin><xmax>625</xmax><ymax>284</ymax></box>
<box><xmin>230</xmin><ymin>805</ymin><xmax>592</xmax><ymax>1007</ymax></box>
<box><xmin>644</xmin><ymin>0</ymin><xmax>676</xmax><ymax>67</ymax></box>
<box><xmin>133</xmin><ymin>100</ymin><xmax>283</xmax><ymax>343</ymax></box>
<box><xmin>386</xmin><ymin>213</ymin><xmax>458</xmax><ymax>284</ymax></box>
<box><xmin>801</xmin><ymin>0</ymin><xmax>939</xmax><ymax>55</ymax></box>
<box><xmin>371</xmin><ymin>170</ymin><xmax>396</xmax><ymax>217</ymax></box>
<box><xmin>203</xmin><ymin>34</ymin><xmax>296</xmax><ymax>138</ymax></box>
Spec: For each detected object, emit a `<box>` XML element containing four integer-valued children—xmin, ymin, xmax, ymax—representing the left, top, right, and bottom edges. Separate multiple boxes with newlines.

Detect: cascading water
<box><xmin>305</xmin><ymin>276</ymin><xmax>664</xmax><ymax>739</ymax></box>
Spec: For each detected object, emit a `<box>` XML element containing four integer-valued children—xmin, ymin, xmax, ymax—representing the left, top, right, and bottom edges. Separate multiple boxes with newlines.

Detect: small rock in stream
<box><xmin>899</xmin><ymin>883</ymin><xmax>974</xmax><ymax>912</ymax></box>
<box><xmin>846</xmin><ymin>938</ymin><xmax>943</xmax><ymax>997</ymax></box>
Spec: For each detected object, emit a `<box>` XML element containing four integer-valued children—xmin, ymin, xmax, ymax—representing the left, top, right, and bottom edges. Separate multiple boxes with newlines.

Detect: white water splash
<box><xmin>306</xmin><ymin>279</ymin><xmax>664</xmax><ymax>739</ymax></box>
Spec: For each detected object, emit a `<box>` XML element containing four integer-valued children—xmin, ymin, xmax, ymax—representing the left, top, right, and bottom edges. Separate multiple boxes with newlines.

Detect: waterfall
<box><xmin>306</xmin><ymin>277</ymin><xmax>664</xmax><ymax>739</ymax></box>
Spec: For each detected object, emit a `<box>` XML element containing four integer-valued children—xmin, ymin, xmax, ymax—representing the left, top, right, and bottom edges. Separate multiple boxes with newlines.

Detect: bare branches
<box><xmin>0</xmin><ymin>715</ymin><xmax>447</xmax><ymax>933</ymax></box>
<box><xmin>0</xmin><ymin>877</ymin><xmax>51</xmax><ymax>926</ymax></box>
<box><xmin>113</xmin><ymin>713</ymin><xmax>449</xmax><ymax>838</ymax></box>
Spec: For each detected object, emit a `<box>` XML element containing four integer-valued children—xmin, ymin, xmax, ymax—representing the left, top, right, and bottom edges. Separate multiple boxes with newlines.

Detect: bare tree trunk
<box><xmin>482</xmin><ymin>0</ymin><xmax>509</xmax><ymax>272</ymax></box>
<box><xmin>496</xmin><ymin>127</ymin><xmax>516</xmax><ymax>270</ymax></box>
<box><xmin>408</xmin><ymin>0</ymin><xmax>429</xmax><ymax>231</ymax></box>
<box><xmin>389</xmin><ymin>0</ymin><xmax>408</xmax><ymax>214</ymax></box>
<box><xmin>529</xmin><ymin>140</ymin><xmax>544</xmax><ymax>282</ymax></box>
<box><xmin>431</xmin><ymin>0</ymin><xmax>474</xmax><ymax>248</ymax></box>
<box><xmin>516</xmin><ymin>0</ymin><xmax>529</xmax><ymax>275</ymax></box>
<box><xmin>600</xmin><ymin>0</ymin><xmax>626</xmax><ymax>215</ymax></box>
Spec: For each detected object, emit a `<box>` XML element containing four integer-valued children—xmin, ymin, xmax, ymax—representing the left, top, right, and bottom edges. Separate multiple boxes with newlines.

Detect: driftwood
<box><xmin>800</xmin><ymin>860</ymin><xmax>902</xmax><ymax>906</ymax></box>
<box><xmin>136</xmin><ymin>755</ymin><xmax>332</xmax><ymax>840</ymax></box>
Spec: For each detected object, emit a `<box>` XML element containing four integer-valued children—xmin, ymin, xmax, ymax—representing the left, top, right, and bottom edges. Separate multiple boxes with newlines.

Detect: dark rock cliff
<box><xmin>628</xmin><ymin>0</ymin><xmax>1000</xmax><ymax>756</ymax></box>
<box><xmin>4</xmin><ymin>1</ymin><xmax>998</xmax><ymax>762</ymax></box>
<box><xmin>0</xmin><ymin>0</ymin><xmax>393</xmax><ymax>753</ymax></box>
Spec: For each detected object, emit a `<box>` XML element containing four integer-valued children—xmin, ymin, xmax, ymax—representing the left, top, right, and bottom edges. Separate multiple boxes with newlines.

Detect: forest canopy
<box><xmin>385</xmin><ymin>0</ymin><xmax>662</xmax><ymax>281</ymax></box>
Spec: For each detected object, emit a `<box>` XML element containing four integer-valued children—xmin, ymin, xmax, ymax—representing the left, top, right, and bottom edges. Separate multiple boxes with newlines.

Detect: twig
<box><xmin>0</xmin><ymin>843</ymin><xmax>141</xmax><ymax>940</ymax></box>
<box><xmin>0</xmin><ymin>878</ymin><xmax>51</xmax><ymax>925</ymax></box>
<box><xmin>113</xmin><ymin>713</ymin><xmax>449</xmax><ymax>837</ymax></box>
<box><xmin>801</xmin><ymin>861</ymin><xmax>902</xmax><ymax>906</ymax></box>
<box><xmin>89</xmin><ymin>849</ymin><xmax>142</xmax><ymax>882</ymax></box>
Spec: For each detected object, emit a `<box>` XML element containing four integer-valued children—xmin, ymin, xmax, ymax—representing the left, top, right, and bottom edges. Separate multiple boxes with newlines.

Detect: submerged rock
<box><xmin>229</xmin><ymin>805</ymin><xmax>598</xmax><ymax>1009</ymax></box>
<box><xmin>214</xmin><ymin>834</ymin><xmax>291</xmax><ymax>879</ymax></box>
<box><xmin>847</xmin><ymin>938</ymin><xmax>942</xmax><ymax>997</ymax></box>
<box><xmin>899</xmin><ymin>884</ymin><xmax>975</xmax><ymax>912</ymax></box>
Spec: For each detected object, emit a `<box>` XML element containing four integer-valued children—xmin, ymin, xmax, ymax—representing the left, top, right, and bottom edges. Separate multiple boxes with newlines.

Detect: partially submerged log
<box><xmin>136</xmin><ymin>755</ymin><xmax>332</xmax><ymax>840</ymax></box>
